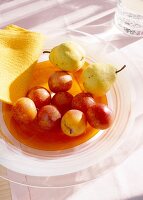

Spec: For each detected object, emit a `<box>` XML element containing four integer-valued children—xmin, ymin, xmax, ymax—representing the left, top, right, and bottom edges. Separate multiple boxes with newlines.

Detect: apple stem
<box><xmin>116</xmin><ymin>65</ymin><xmax>126</xmax><ymax>73</ymax></box>
<box><xmin>43</xmin><ymin>50</ymin><xmax>51</xmax><ymax>54</ymax></box>
<box><xmin>64</xmin><ymin>123</ymin><xmax>73</xmax><ymax>134</ymax></box>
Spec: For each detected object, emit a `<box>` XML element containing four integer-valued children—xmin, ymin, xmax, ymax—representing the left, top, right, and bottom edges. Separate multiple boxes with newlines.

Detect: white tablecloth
<box><xmin>0</xmin><ymin>0</ymin><xmax>143</xmax><ymax>199</ymax></box>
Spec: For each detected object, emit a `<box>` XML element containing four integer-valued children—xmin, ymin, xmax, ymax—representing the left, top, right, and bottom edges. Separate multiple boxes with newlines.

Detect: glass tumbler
<box><xmin>114</xmin><ymin>0</ymin><xmax>143</xmax><ymax>37</ymax></box>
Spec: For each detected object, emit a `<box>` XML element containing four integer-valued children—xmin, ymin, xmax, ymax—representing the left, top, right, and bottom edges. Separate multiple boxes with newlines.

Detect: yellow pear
<box><xmin>49</xmin><ymin>41</ymin><xmax>85</xmax><ymax>72</ymax></box>
<box><xmin>82</xmin><ymin>63</ymin><xmax>126</xmax><ymax>96</ymax></box>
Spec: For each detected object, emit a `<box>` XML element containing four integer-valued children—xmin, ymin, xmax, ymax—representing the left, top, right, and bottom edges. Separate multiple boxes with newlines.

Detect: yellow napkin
<box><xmin>0</xmin><ymin>24</ymin><xmax>46</xmax><ymax>104</ymax></box>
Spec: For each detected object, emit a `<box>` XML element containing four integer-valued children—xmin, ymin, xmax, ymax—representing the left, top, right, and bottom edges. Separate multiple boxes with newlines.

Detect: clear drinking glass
<box><xmin>114</xmin><ymin>0</ymin><xmax>143</xmax><ymax>37</ymax></box>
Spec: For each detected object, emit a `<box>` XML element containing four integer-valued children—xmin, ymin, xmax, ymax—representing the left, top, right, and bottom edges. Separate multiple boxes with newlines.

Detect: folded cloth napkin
<box><xmin>0</xmin><ymin>24</ymin><xmax>46</xmax><ymax>104</ymax></box>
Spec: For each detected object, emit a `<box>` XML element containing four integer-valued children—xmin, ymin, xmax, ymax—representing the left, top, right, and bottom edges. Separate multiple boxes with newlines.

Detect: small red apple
<box><xmin>27</xmin><ymin>86</ymin><xmax>51</xmax><ymax>109</ymax></box>
<box><xmin>12</xmin><ymin>97</ymin><xmax>37</xmax><ymax>124</ymax></box>
<box><xmin>72</xmin><ymin>92</ymin><xmax>96</xmax><ymax>113</ymax></box>
<box><xmin>48</xmin><ymin>71</ymin><xmax>72</xmax><ymax>93</ymax></box>
<box><xmin>51</xmin><ymin>91</ymin><xmax>73</xmax><ymax>115</ymax></box>
<box><xmin>86</xmin><ymin>104</ymin><xmax>113</xmax><ymax>129</ymax></box>
<box><xmin>37</xmin><ymin>105</ymin><xmax>61</xmax><ymax>130</ymax></box>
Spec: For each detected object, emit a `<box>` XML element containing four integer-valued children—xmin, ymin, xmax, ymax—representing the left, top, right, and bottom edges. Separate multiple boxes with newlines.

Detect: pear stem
<box><xmin>116</xmin><ymin>65</ymin><xmax>126</xmax><ymax>73</ymax></box>
<box><xmin>43</xmin><ymin>50</ymin><xmax>51</xmax><ymax>54</ymax></box>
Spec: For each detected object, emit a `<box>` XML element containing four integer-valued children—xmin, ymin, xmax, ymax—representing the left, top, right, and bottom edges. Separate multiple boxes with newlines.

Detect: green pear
<box><xmin>49</xmin><ymin>41</ymin><xmax>85</xmax><ymax>72</ymax></box>
<box><xmin>82</xmin><ymin>63</ymin><xmax>126</xmax><ymax>96</ymax></box>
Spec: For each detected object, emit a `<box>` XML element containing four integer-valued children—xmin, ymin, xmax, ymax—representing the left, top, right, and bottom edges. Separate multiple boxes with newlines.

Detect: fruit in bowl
<box><xmin>37</xmin><ymin>105</ymin><xmax>61</xmax><ymax>130</ymax></box>
<box><xmin>2</xmin><ymin>39</ymin><xmax>125</xmax><ymax>151</ymax></box>
<box><xmin>82</xmin><ymin>63</ymin><xmax>126</xmax><ymax>96</ymax></box>
<box><xmin>52</xmin><ymin>91</ymin><xmax>73</xmax><ymax>115</ymax></box>
<box><xmin>49</xmin><ymin>41</ymin><xmax>86</xmax><ymax>72</ymax></box>
<box><xmin>0</xmin><ymin>26</ymin><xmax>134</xmax><ymax>188</ymax></box>
<box><xmin>12</xmin><ymin>97</ymin><xmax>37</xmax><ymax>124</ymax></box>
<box><xmin>86</xmin><ymin>103</ymin><xmax>113</xmax><ymax>130</ymax></box>
<box><xmin>27</xmin><ymin>86</ymin><xmax>51</xmax><ymax>109</ymax></box>
<box><xmin>48</xmin><ymin>71</ymin><xmax>73</xmax><ymax>93</ymax></box>
<box><xmin>61</xmin><ymin>109</ymin><xmax>87</xmax><ymax>137</ymax></box>
<box><xmin>72</xmin><ymin>92</ymin><xmax>96</xmax><ymax>113</ymax></box>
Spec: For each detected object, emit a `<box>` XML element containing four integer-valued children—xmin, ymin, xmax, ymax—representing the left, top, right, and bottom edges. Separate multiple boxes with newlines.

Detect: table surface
<box><xmin>0</xmin><ymin>175</ymin><xmax>11</xmax><ymax>200</ymax></box>
<box><xmin>0</xmin><ymin>0</ymin><xmax>143</xmax><ymax>200</ymax></box>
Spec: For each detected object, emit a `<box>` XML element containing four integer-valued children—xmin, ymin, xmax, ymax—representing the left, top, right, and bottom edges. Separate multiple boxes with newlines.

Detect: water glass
<box><xmin>114</xmin><ymin>0</ymin><xmax>143</xmax><ymax>37</ymax></box>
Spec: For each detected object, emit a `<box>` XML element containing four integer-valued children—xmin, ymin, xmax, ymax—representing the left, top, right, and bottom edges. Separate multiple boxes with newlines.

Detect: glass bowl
<box><xmin>0</xmin><ymin>29</ymin><xmax>141</xmax><ymax>188</ymax></box>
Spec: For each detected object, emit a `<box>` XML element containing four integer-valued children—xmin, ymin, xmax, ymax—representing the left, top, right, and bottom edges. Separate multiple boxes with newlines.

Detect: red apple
<box><xmin>86</xmin><ymin>104</ymin><xmax>113</xmax><ymax>129</ymax></box>
<box><xmin>72</xmin><ymin>92</ymin><xmax>96</xmax><ymax>113</ymax></box>
<box><xmin>51</xmin><ymin>91</ymin><xmax>73</xmax><ymax>115</ymax></box>
<box><xmin>48</xmin><ymin>71</ymin><xmax>72</xmax><ymax>93</ymax></box>
<box><xmin>27</xmin><ymin>86</ymin><xmax>51</xmax><ymax>109</ymax></box>
<box><xmin>12</xmin><ymin>97</ymin><xmax>37</xmax><ymax>124</ymax></box>
<box><xmin>37</xmin><ymin>105</ymin><xmax>61</xmax><ymax>130</ymax></box>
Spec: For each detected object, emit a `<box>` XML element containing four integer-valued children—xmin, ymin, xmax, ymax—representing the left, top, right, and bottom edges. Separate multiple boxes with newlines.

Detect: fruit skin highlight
<box><xmin>86</xmin><ymin>104</ymin><xmax>113</xmax><ymax>130</ymax></box>
<box><xmin>12</xmin><ymin>97</ymin><xmax>37</xmax><ymax>124</ymax></box>
<box><xmin>49</xmin><ymin>41</ymin><xmax>85</xmax><ymax>72</ymax></box>
<box><xmin>48</xmin><ymin>71</ymin><xmax>72</xmax><ymax>93</ymax></box>
<box><xmin>61</xmin><ymin>109</ymin><xmax>87</xmax><ymax>137</ymax></box>
<box><xmin>82</xmin><ymin>63</ymin><xmax>116</xmax><ymax>96</ymax></box>
<box><xmin>38</xmin><ymin>105</ymin><xmax>61</xmax><ymax>130</ymax></box>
